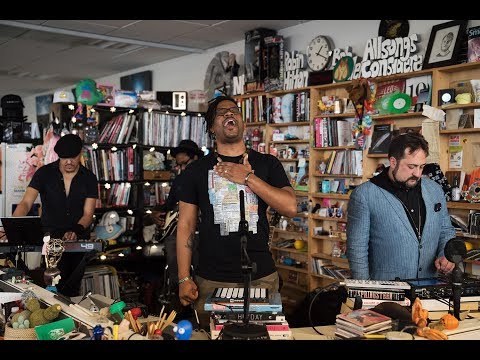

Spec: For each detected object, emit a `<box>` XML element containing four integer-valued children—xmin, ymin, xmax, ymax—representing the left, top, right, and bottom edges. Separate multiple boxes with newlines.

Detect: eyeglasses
<box><xmin>215</xmin><ymin>107</ymin><xmax>241</xmax><ymax>116</ymax></box>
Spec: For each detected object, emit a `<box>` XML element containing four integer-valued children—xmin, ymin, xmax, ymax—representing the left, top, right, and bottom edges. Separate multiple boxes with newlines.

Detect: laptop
<box><xmin>1</xmin><ymin>216</ymin><xmax>45</xmax><ymax>247</ymax></box>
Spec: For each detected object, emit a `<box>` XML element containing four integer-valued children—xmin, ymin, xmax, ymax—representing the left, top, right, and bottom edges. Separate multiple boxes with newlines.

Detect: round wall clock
<box><xmin>306</xmin><ymin>35</ymin><xmax>333</xmax><ymax>71</ymax></box>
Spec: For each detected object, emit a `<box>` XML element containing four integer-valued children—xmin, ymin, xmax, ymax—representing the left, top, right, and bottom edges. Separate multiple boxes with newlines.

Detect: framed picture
<box><xmin>35</xmin><ymin>94</ymin><xmax>53</xmax><ymax>126</ymax></box>
<box><xmin>97</xmin><ymin>84</ymin><xmax>115</xmax><ymax>106</ymax></box>
<box><xmin>120</xmin><ymin>70</ymin><xmax>152</xmax><ymax>93</ymax></box>
<box><xmin>423</xmin><ymin>20</ymin><xmax>468</xmax><ymax>69</ymax></box>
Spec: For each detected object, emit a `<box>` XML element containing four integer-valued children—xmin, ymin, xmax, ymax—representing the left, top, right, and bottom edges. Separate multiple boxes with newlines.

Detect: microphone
<box><xmin>444</xmin><ymin>238</ymin><xmax>467</xmax><ymax>320</ymax></box>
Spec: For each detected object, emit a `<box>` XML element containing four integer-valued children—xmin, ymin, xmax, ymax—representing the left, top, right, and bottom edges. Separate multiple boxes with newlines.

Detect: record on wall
<box><xmin>378</xmin><ymin>20</ymin><xmax>410</xmax><ymax>39</ymax></box>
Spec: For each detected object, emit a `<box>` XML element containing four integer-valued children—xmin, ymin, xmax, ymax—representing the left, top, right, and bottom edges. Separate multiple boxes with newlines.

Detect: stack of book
<box><xmin>209</xmin><ymin>311</ymin><xmax>292</xmax><ymax>340</ymax></box>
<box><xmin>335</xmin><ymin>308</ymin><xmax>392</xmax><ymax>339</ymax></box>
<box><xmin>205</xmin><ymin>289</ymin><xmax>292</xmax><ymax>340</ymax></box>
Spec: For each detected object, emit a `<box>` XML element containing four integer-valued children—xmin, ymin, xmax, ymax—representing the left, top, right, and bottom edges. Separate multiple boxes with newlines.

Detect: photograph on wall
<box><xmin>120</xmin><ymin>70</ymin><xmax>152</xmax><ymax>93</ymax></box>
<box><xmin>35</xmin><ymin>94</ymin><xmax>53</xmax><ymax>125</ymax></box>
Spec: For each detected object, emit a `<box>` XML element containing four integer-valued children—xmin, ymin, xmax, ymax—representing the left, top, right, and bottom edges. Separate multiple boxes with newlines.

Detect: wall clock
<box><xmin>306</xmin><ymin>35</ymin><xmax>333</xmax><ymax>71</ymax></box>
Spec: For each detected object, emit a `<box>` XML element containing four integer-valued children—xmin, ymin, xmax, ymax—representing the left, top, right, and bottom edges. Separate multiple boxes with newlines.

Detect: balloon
<box><xmin>75</xmin><ymin>78</ymin><xmax>104</xmax><ymax>106</ymax></box>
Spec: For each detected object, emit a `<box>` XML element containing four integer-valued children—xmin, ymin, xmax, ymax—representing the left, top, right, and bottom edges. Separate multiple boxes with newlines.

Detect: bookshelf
<box><xmin>307</xmin><ymin>62</ymin><xmax>480</xmax><ymax>292</ymax></box>
<box><xmin>236</xmin><ymin>62</ymin><xmax>480</xmax><ymax>295</ymax></box>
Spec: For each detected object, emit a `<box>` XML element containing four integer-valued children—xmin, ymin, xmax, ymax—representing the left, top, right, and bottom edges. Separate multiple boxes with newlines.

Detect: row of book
<box><xmin>320</xmin><ymin>149</ymin><xmax>363</xmax><ymax>176</ymax></box>
<box><xmin>311</xmin><ymin>258</ymin><xmax>352</xmax><ymax>280</ymax></box>
<box><xmin>314</xmin><ymin>117</ymin><xmax>354</xmax><ymax>148</ymax></box>
<box><xmin>96</xmin><ymin>182</ymin><xmax>132</xmax><ymax>208</ymax></box>
<box><xmin>83</xmin><ymin>146</ymin><xmax>139</xmax><ymax>182</ymax></box>
<box><xmin>97</xmin><ymin>113</ymin><xmax>137</xmax><ymax>144</ymax></box>
<box><xmin>138</xmin><ymin>112</ymin><xmax>211</xmax><ymax>148</ymax></box>
<box><xmin>80</xmin><ymin>265</ymin><xmax>120</xmax><ymax>300</ymax></box>
<box><xmin>237</xmin><ymin>92</ymin><xmax>310</xmax><ymax>124</ymax></box>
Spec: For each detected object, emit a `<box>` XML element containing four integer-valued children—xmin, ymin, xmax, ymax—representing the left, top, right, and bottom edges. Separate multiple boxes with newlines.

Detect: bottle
<box><xmin>452</xmin><ymin>175</ymin><xmax>461</xmax><ymax>201</ymax></box>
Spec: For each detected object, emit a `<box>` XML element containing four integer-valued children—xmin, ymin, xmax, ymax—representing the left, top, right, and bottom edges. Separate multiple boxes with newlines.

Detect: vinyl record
<box><xmin>385</xmin><ymin>93</ymin><xmax>412</xmax><ymax>114</ymax></box>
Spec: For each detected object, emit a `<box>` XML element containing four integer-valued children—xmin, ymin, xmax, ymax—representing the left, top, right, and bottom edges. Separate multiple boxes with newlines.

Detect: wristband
<box><xmin>244</xmin><ymin>171</ymin><xmax>254</xmax><ymax>185</ymax></box>
<box><xmin>72</xmin><ymin>223</ymin><xmax>85</xmax><ymax>236</ymax></box>
<box><xmin>178</xmin><ymin>276</ymin><xmax>192</xmax><ymax>285</ymax></box>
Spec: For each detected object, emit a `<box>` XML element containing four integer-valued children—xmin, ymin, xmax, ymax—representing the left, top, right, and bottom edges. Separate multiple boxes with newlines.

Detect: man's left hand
<box><xmin>63</xmin><ymin>231</ymin><xmax>78</xmax><ymax>242</ymax></box>
<box><xmin>435</xmin><ymin>256</ymin><xmax>455</xmax><ymax>274</ymax></box>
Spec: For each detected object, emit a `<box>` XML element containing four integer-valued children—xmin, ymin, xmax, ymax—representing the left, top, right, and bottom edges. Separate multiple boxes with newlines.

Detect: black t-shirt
<box><xmin>28</xmin><ymin>160</ymin><xmax>98</xmax><ymax>239</ymax></box>
<box><xmin>178</xmin><ymin>149</ymin><xmax>292</xmax><ymax>282</ymax></box>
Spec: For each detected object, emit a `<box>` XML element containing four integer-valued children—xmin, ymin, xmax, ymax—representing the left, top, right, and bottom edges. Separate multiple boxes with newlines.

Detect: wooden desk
<box><xmin>292</xmin><ymin>318</ymin><xmax>480</xmax><ymax>340</ymax></box>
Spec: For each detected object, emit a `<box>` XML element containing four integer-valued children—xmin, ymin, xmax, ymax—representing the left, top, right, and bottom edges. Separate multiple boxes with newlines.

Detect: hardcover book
<box><xmin>368</xmin><ymin>123</ymin><xmax>395</xmax><ymax>154</ymax></box>
<box><xmin>467</xmin><ymin>26</ymin><xmax>480</xmax><ymax>63</ymax></box>
<box><xmin>336</xmin><ymin>308</ymin><xmax>392</xmax><ymax>330</ymax></box>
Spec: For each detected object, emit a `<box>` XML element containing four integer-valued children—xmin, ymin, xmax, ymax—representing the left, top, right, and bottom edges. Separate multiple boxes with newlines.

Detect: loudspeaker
<box><xmin>438</xmin><ymin>88</ymin><xmax>456</xmax><ymax>106</ymax></box>
<box><xmin>156</xmin><ymin>91</ymin><xmax>188</xmax><ymax>111</ymax></box>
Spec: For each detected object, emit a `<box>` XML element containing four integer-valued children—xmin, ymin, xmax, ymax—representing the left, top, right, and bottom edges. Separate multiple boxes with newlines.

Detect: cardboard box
<box><xmin>143</xmin><ymin>170</ymin><xmax>171</xmax><ymax>181</ymax></box>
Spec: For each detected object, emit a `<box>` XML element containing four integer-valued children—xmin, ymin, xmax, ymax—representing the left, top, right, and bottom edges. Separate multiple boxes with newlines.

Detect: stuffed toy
<box><xmin>94</xmin><ymin>211</ymin><xmax>125</xmax><ymax>241</ymax></box>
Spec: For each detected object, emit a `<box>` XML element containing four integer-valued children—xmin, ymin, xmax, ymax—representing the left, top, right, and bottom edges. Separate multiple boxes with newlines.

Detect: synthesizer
<box><xmin>0</xmin><ymin>241</ymin><xmax>103</xmax><ymax>254</ymax></box>
<box><xmin>345</xmin><ymin>279</ymin><xmax>411</xmax><ymax>290</ymax></box>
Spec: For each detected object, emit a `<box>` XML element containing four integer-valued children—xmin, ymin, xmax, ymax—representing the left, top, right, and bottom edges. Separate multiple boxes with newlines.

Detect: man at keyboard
<box><xmin>13</xmin><ymin>134</ymin><xmax>98</xmax><ymax>297</ymax></box>
<box><xmin>346</xmin><ymin>132</ymin><xmax>456</xmax><ymax>280</ymax></box>
<box><xmin>176</xmin><ymin>96</ymin><xmax>298</xmax><ymax>329</ymax></box>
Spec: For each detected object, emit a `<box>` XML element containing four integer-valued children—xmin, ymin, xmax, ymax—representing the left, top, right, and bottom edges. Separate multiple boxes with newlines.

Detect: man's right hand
<box><xmin>179</xmin><ymin>279</ymin><xmax>198</xmax><ymax>306</ymax></box>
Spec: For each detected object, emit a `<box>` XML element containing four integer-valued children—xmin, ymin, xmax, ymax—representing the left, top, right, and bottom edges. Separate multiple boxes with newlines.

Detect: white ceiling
<box><xmin>0</xmin><ymin>20</ymin><xmax>309</xmax><ymax>99</ymax></box>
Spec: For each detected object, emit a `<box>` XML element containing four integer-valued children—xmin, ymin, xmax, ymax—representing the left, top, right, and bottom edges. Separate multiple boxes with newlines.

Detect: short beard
<box><xmin>392</xmin><ymin>163</ymin><xmax>419</xmax><ymax>189</ymax></box>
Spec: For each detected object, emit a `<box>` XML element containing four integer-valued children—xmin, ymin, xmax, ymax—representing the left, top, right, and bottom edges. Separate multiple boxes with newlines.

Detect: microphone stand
<box><xmin>221</xmin><ymin>190</ymin><xmax>269</xmax><ymax>340</ymax></box>
<box><xmin>451</xmin><ymin>261</ymin><xmax>463</xmax><ymax>320</ymax></box>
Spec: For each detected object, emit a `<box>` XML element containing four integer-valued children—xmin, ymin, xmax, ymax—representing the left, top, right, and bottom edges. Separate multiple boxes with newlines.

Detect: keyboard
<box><xmin>210</xmin><ymin>287</ymin><xmax>269</xmax><ymax>304</ymax></box>
<box><xmin>345</xmin><ymin>279</ymin><xmax>411</xmax><ymax>290</ymax></box>
<box><xmin>0</xmin><ymin>241</ymin><xmax>103</xmax><ymax>254</ymax></box>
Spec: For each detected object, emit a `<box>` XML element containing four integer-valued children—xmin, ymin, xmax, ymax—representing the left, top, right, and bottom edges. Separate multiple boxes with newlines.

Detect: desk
<box><xmin>293</xmin><ymin>319</ymin><xmax>480</xmax><ymax>340</ymax></box>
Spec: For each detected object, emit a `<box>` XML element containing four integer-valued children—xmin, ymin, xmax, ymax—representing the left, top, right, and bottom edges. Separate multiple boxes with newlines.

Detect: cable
<box><xmin>308</xmin><ymin>282</ymin><xmax>344</xmax><ymax>336</ymax></box>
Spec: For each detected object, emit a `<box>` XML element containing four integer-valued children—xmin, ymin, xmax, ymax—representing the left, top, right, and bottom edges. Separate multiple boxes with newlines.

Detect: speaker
<box><xmin>438</xmin><ymin>88</ymin><xmax>456</xmax><ymax>106</ymax></box>
<box><xmin>156</xmin><ymin>91</ymin><xmax>187</xmax><ymax>111</ymax></box>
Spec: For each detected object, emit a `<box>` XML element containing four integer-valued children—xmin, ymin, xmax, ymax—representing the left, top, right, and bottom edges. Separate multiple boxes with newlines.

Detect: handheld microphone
<box><xmin>444</xmin><ymin>238</ymin><xmax>467</xmax><ymax>320</ymax></box>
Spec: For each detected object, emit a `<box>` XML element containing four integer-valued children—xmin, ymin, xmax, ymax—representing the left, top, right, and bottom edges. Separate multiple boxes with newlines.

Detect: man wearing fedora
<box><xmin>13</xmin><ymin>134</ymin><xmax>98</xmax><ymax>297</ymax></box>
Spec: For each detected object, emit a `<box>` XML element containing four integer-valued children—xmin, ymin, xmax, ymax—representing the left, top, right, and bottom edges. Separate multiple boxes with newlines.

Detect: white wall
<box><xmin>22</xmin><ymin>20</ymin><xmax>479</xmax><ymax>121</ymax></box>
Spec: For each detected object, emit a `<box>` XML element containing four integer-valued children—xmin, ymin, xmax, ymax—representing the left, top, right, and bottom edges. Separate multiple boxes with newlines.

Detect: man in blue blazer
<box><xmin>346</xmin><ymin>132</ymin><xmax>456</xmax><ymax>280</ymax></box>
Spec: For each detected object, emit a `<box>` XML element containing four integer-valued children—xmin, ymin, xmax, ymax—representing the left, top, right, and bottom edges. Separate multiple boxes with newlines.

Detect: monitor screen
<box><xmin>0</xmin><ymin>216</ymin><xmax>45</xmax><ymax>246</ymax></box>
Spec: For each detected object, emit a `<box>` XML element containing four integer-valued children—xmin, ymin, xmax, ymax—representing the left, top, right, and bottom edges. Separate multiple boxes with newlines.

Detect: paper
<box><xmin>422</xmin><ymin>104</ymin><xmax>446</xmax><ymax>122</ymax></box>
<box><xmin>449</xmin><ymin>135</ymin><xmax>463</xmax><ymax>169</ymax></box>
<box><xmin>421</xmin><ymin>119</ymin><xmax>440</xmax><ymax>164</ymax></box>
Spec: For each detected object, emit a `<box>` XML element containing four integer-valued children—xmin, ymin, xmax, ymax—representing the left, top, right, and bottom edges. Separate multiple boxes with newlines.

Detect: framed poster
<box><xmin>35</xmin><ymin>94</ymin><xmax>53</xmax><ymax>126</ymax></box>
<box><xmin>97</xmin><ymin>84</ymin><xmax>115</xmax><ymax>106</ymax></box>
<box><xmin>423</xmin><ymin>20</ymin><xmax>468</xmax><ymax>69</ymax></box>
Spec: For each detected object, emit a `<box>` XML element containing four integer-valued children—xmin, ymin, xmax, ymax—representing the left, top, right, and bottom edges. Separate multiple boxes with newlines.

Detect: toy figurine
<box><xmin>174</xmin><ymin>319</ymin><xmax>193</xmax><ymax>340</ymax></box>
<box><xmin>44</xmin><ymin>267</ymin><xmax>61</xmax><ymax>293</ymax></box>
